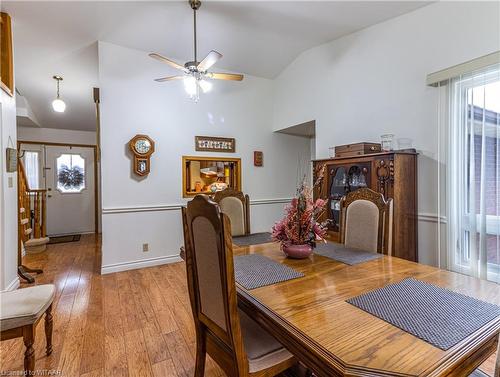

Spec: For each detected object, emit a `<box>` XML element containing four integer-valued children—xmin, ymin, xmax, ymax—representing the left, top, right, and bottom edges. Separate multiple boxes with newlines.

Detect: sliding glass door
<box><xmin>448</xmin><ymin>65</ymin><xmax>500</xmax><ymax>282</ymax></box>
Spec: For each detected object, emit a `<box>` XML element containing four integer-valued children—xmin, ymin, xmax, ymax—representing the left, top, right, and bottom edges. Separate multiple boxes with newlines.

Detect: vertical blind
<box><xmin>448</xmin><ymin>64</ymin><xmax>500</xmax><ymax>282</ymax></box>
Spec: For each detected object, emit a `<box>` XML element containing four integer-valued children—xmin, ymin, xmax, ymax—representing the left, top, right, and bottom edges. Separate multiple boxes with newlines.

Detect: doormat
<box><xmin>48</xmin><ymin>234</ymin><xmax>81</xmax><ymax>244</ymax></box>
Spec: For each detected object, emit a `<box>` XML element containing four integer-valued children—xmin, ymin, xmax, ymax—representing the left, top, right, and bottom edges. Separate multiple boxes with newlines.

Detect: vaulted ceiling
<box><xmin>1</xmin><ymin>1</ymin><xmax>430</xmax><ymax>131</ymax></box>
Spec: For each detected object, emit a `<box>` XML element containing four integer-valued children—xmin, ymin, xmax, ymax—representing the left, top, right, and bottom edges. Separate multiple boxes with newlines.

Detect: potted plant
<box><xmin>271</xmin><ymin>168</ymin><xmax>329</xmax><ymax>259</ymax></box>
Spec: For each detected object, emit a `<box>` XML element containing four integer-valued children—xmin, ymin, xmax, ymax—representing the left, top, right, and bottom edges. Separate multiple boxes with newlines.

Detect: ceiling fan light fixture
<box><xmin>199</xmin><ymin>79</ymin><xmax>212</xmax><ymax>93</ymax></box>
<box><xmin>150</xmin><ymin>0</ymin><xmax>244</xmax><ymax>102</ymax></box>
<box><xmin>51</xmin><ymin>75</ymin><xmax>66</xmax><ymax>113</ymax></box>
<box><xmin>184</xmin><ymin>75</ymin><xmax>199</xmax><ymax>100</ymax></box>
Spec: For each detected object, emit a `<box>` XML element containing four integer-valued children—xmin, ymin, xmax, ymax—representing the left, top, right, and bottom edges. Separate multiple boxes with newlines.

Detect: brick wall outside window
<box><xmin>472</xmin><ymin>133</ymin><xmax>500</xmax><ymax>264</ymax></box>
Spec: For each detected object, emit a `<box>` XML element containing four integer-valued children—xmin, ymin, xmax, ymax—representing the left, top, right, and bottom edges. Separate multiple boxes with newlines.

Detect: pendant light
<box><xmin>52</xmin><ymin>75</ymin><xmax>66</xmax><ymax>113</ymax></box>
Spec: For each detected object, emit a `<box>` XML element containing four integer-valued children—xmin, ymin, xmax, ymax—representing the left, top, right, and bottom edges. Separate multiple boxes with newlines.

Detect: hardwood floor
<box><xmin>0</xmin><ymin>234</ymin><xmax>224</xmax><ymax>377</ymax></box>
<box><xmin>1</xmin><ymin>234</ymin><xmax>495</xmax><ymax>376</ymax></box>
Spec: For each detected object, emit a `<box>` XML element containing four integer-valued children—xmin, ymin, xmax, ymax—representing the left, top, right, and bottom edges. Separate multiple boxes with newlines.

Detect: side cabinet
<box><xmin>313</xmin><ymin>151</ymin><xmax>418</xmax><ymax>262</ymax></box>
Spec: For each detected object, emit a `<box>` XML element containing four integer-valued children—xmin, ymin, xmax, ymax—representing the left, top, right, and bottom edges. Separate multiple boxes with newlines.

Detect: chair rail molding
<box><xmin>101</xmin><ymin>198</ymin><xmax>293</xmax><ymax>214</ymax></box>
<box><xmin>418</xmin><ymin>212</ymin><xmax>447</xmax><ymax>224</ymax></box>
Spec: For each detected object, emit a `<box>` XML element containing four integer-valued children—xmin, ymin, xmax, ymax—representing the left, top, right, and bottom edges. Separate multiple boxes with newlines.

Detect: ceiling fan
<box><xmin>150</xmin><ymin>0</ymin><xmax>244</xmax><ymax>102</ymax></box>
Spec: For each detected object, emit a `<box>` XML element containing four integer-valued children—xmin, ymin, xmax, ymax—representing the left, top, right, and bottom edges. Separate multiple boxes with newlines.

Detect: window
<box><xmin>23</xmin><ymin>151</ymin><xmax>40</xmax><ymax>189</ymax></box>
<box><xmin>56</xmin><ymin>154</ymin><xmax>85</xmax><ymax>193</ymax></box>
<box><xmin>449</xmin><ymin>65</ymin><xmax>500</xmax><ymax>282</ymax></box>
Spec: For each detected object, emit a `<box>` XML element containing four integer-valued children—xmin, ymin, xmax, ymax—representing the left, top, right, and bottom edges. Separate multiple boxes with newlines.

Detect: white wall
<box><xmin>0</xmin><ymin>89</ymin><xmax>19</xmax><ymax>291</ymax></box>
<box><xmin>17</xmin><ymin>126</ymin><xmax>96</xmax><ymax>145</ymax></box>
<box><xmin>273</xmin><ymin>1</ymin><xmax>500</xmax><ymax>266</ymax></box>
<box><xmin>98</xmin><ymin>41</ymin><xmax>310</xmax><ymax>273</ymax></box>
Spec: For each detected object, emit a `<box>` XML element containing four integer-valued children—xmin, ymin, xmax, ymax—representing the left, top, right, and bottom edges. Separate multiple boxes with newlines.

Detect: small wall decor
<box><xmin>129</xmin><ymin>134</ymin><xmax>155</xmax><ymax>176</ymax></box>
<box><xmin>5</xmin><ymin>147</ymin><xmax>17</xmax><ymax>172</ymax></box>
<box><xmin>195</xmin><ymin>136</ymin><xmax>235</xmax><ymax>153</ymax></box>
<box><xmin>254</xmin><ymin>151</ymin><xmax>263</xmax><ymax>167</ymax></box>
<box><xmin>0</xmin><ymin>12</ymin><xmax>14</xmax><ymax>96</ymax></box>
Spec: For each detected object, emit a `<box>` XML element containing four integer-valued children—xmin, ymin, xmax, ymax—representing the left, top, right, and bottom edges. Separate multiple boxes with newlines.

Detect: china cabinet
<box><xmin>313</xmin><ymin>150</ymin><xmax>418</xmax><ymax>262</ymax></box>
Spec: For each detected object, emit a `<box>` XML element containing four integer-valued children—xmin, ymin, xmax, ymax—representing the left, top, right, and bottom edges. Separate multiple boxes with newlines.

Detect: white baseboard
<box><xmin>101</xmin><ymin>255</ymin><xmax>182</xmax><ymax>275</ymax></box>
<box><xmin>2</xmin><ymin>277</ymin><xmax>20</xmax><ymax>292</ymax></box>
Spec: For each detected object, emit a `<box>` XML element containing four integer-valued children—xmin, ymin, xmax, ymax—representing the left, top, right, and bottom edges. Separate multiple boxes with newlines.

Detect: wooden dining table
<box><xmin>233</xmin><ymin>241</ymin><xmax>500</xmax><ymax>377</ymax></box>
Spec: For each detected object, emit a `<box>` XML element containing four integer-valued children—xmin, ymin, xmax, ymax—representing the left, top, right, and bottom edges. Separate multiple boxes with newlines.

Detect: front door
<box><xmin>45</xmin><ymin>145</ymin><xmax>95</xmax><ymax>236</ymax></box>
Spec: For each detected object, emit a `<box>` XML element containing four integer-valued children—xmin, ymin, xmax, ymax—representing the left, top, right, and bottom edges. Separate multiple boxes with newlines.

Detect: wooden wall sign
<box><xmin>254</xmin><ymin>151</ymin><xmax>263</xmax><ymax>167</ymax></box>
<box><xmin>0</xmin><ymin>12</ymin><xmax>14</xmax><ymax>96</ymax></box>
<box><xmin>5</xmin><ymin>147</ymin><xmax>17</xmax><ymax>172</ymax></box>
<box><xmin>195</xmin><ymin>136</ymin><xmax>235</xmax><ymax>153</ymax></box>
<box><xmin>128</xmin><ymin>134</ymin><xmax>155</xmax><ymax>176</ymax></box>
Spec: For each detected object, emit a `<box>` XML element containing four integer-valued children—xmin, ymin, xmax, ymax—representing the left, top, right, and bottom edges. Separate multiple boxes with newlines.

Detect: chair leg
<box><xmin>194</xmin><ymin>332</ymin><xmax>206</xmax><ymax>377</ymax></box>
<box><xmin>45</xmin><ymin>304</ymin><xmax>53</xmax><ymax>356</ymax></box>
<box><xmin>22</xmin><ymin>325</ymin><xmax>35</xmax><ymax>374</ymax></box>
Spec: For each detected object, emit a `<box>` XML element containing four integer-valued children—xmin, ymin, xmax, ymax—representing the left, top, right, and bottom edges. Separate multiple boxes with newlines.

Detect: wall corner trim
<box><xmin>101</xmin><ymin>255</ymin><xmax>182</xmax><ymax>274</ymax></box>
<box><xmin>2</xmin><ymin>277</ymin><xmax>20</xmax><ymax>292</ymax></box>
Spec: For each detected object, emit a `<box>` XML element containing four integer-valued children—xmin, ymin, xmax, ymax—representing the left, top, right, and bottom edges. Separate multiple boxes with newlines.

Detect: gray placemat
<box><xmin>347</xmin><ymin>278</ymin><xmax>500</xmax><ymax>350</ymax></box>
<box><xmin>314</xmin><ymin>242</ymin><xmax>382</xmax><ymax>265</ymax></box>
<box><xmin>234</xmin><ymin>254</ymin><xmax>304</xmax><ymax>290</ymax></box>
<box><xmin>233</xmin><ymin>232</ymin><xmax>273</xmax><ymax>246</ymax></box>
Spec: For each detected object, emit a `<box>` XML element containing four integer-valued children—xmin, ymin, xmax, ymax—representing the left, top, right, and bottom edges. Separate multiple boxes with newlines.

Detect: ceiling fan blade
<box><xmin>154</xmin><ymin>76</ymin><xmax>184</xmax><ymax>82</ymax></box>
<box><xmin>208</xmin><ymin>72</ymin><xmax>244</xmax><ymax>81</ymax></box>
<box><xmin>149</xmin><ymin>53</ymin><xmax>187</xmax><ymax>72</ymax></box>
<box><xmin>197</xmin><ymin>50</ymin><xmax>223</xmax><ymax>71</ymax></box>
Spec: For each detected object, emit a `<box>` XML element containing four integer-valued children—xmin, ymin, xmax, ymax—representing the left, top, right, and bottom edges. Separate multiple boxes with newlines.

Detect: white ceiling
<box><xmin>1</xmin><ymin>1</ymin><xmax>430</xmax><ymax>131</ymax></box>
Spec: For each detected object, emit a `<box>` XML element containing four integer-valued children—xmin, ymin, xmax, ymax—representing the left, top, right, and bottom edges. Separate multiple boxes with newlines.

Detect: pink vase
<box><xmin>282</xmin><ymin>244</ymin><xmax>313</xmax><ymax>259</ymax></box>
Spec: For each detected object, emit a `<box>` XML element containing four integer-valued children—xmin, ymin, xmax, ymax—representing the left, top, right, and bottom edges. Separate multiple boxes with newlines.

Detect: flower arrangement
<box><xmin>271</xmin><ymin>166</ymin><xmax>329</xmax><ymax>250</ymax></box>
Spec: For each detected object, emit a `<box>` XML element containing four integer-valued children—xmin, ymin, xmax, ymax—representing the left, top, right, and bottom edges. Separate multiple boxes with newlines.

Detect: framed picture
<box><xmin>254</xmin><ymin>151</ymin><xmax>263</xmax><ymax>167</ymax></box>
<box><xmin>0</xmin><ymin>13</ymin><xmax>14</xmax><ymax>96</ymax></box>
<box><xmin>195</xmin><ymin>136</ymin><xmax>235</xmax><ymax>153</ymax></box>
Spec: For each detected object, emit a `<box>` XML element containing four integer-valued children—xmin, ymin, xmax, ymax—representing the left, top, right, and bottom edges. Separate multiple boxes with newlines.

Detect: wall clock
<box><xmin>128</xmin><ymin>134</ymin><xmax>155</xmax><ymax>176</ymax></box>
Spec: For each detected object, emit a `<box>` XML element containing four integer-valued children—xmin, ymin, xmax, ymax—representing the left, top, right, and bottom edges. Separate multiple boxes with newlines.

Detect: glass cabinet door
<box><xmin>328</xmin><ymin>163</ymin><xmax>370</xmax><ymax>231</ymax></box>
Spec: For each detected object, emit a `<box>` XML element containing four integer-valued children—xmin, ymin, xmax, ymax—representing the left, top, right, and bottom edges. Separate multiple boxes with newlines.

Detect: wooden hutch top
<box><xmin>312</xmin><ymin>149</ymin><xmax>418</xmax><ymax>163</ymax></box>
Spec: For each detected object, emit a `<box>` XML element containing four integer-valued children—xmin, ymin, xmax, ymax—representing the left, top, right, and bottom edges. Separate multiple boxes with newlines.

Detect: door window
<box><xmin>56</xmin><ymin>154</ymin><xmax>86</xmax><ymax>193</ymax></box>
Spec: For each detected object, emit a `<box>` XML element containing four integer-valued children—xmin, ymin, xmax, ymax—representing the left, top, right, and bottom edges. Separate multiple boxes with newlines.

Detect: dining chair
<box><xmin>213</xmin><ymin>188</ymin><xmax>250</xmax><ymax>236</ymax></box>
<box><xmin>469</xmin><ymin>335</ymin><xmax>499</xmax><ymax>377</ymax></box>
<box><xmin>339</xmin><ymin>187</ymin><xmax>393</xmax><ymax>255</ymax></box>
<box><xmin>182</xmin><ymin>195</ymin><xmax>296</xmax><ymax>377</ymax></box>
<box><xmin>0</xmin><ymin>284</ymin><xmax>55</xmax><ymax>374</ymax></box>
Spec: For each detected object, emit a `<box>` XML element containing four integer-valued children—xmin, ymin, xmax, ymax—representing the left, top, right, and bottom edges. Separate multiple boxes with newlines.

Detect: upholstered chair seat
<box><xmin>0</xmin><ymin>284</ymin><xmax>55</xmax><ymax>375</ymax></box>
<box><xmin>239</xmin><ymin>309</ymin><xmax>293</xmax><ymax>373</ymax></box>
<box><xmin>1</xmin><ymin>285</ymin><xmax>55</xmax><ymax>330</ymax></box>
<box><xmin>182</xmin><ymin>195</ymin><xmax>296</xmax><ymax>376</ymax></box>
<box><xmin>469</xmin><ymin>370</ymin><xmax>489</xmax><ymax>377</ymax></box>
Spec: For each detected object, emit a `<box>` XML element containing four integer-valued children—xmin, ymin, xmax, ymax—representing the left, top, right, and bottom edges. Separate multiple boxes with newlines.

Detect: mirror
<box><xmin>182</xmin><ymin>156</ymin><xmax>241</xmax><ymax>198</ymax></box>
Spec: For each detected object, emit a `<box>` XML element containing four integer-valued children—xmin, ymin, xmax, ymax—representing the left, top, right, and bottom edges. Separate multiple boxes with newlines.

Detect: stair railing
<box><xmin>17</xmin><ymin>159</ymin><xmax>45</xmax><ymax>283</ymax></box>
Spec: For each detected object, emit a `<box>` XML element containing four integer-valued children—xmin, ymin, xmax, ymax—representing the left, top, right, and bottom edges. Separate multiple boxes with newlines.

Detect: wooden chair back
<box><xmin>339</xmin><ymin>188</ymin><xmax>393</xmax><ymax>255</ymax></box>
<box><xmin>213</xmin><ymin>188</ymin><xmax>250</xmax><ymax>236</ymax></box>
<box><xmin>182</xmin><ymin>195</ymin><xmax>249</xmax><ymax>376</ymax></box>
